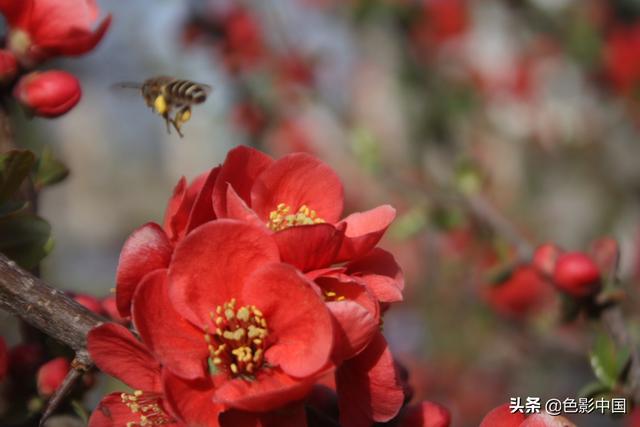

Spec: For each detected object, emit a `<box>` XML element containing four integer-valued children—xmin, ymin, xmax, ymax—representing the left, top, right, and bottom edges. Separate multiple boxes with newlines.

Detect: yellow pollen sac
<box><xmin>153</xmin><ymin>95</ymin><xmax>168</xmax><ymax>115</ymax></box>
<box><xmin>121</xmin><ymin>390</ymin><xmax>171</xmax><ymax>426</ymax></box>
<box><xmin>205</xmin><ymin>299</ymin><xmax>270</xmax><ymax>379</ymax></box>
<box><xmin>323</xmin><ymin>289</ymin><xmax>346</xmax><ymax>302</ymax></box>
<box><xmin>266</xmin><ymin>203</ymin><xmax>325</xmax><ymax>231</ymax></box>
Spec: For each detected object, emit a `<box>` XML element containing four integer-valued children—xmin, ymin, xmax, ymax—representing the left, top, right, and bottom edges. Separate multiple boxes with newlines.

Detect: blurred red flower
<box><xmin>220</xmin><ymin>7</ymin><xmax>265</xmax><ymax>73</ymax></box>
<box><xmin>397</xmin><ymin>401</ymin><xmax>451</xmax><ymax>427</ymax></box>
<box><xmin>0</xmin><ymin>49</ymin><xmax>18</xmax><ymax>84</ymax></box>
<box><xmin>13</xmin><ymin>70</ymin><xmax>81</xmax><ymax>118</ymax></box>
<box><xmin>485</xmin><ymin>266</ymin><xmax>554</xmax><ymax>318</ymax></box>
<box><xmin>0</xmin><ymin>336</ymin><xmax>7</xmax><ymax>382</ymax></box>
<box><xmin>553</xmin><ymin>252</ymin><xmax>601</xmax><ymax>298</ymax></box>
<box><xmin>604</xmin><ymin>24</ymin><xmax>640</xmax><ymax>96</ymax></box>
<box><xmin>1</xmin><ymin>0</ymin><xmax>111</xmax><ymax>65</ymax></box>
<box><xmin>37</xmin><ymin>357</ymin><xmax>70</xmax><ymax>396</ymax></box>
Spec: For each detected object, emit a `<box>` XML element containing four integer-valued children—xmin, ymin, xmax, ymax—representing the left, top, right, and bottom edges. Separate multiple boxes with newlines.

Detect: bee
<box><xmin>114</xmin><ymin>76</ymin><xmax>212</xmax><ymax>137</ymax></box>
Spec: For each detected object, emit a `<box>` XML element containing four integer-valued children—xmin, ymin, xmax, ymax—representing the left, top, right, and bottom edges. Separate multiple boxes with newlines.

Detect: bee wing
<box><xmin>110</xmin><ymin>81</ymin><xmax>144</xmax><ymax>92</ymax></box>
<box><xmin>197</xmin><ymin>83</ymin><xmax>214</xmax><ymax>94</ymax></box>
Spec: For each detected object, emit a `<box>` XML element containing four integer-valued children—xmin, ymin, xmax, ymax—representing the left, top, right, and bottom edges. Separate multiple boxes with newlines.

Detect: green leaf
<box><xmin>578</xmin><ymin>380</ymin><xmax>611</xmax><ymax>399</ymax></box>
<box><xmin>589</xmin><ymin>332</ymin><xmax>626</xmax><ymax>389</ymax></box>
<box><xmin>0</xmin><ymin>150</ymin><xmax>35</xmax><ymax>203</ymax></box>
<box><xmin>0</xmin><ymin>212</ymin><xmax>52</xmax><ymax>269</ymax></box>
<box><xmin>34</xmin><ymin>147</ymin><xmax>69</xmax><ymax>189</ymax></box>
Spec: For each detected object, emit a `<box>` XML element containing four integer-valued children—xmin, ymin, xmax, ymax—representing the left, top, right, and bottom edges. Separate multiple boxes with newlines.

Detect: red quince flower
<box><xmin>484</xmin><ymin>265</ymin><xmax>554</xmax><ymax>318</ymax></box>
<box><xmin>131</xmin><ymin>221</ymin><xmax>334</xmax><ymax>415</ymax></box>
<box><xmin>0</xmin><ymin>49</ymin><xmax>18</xmax><ymax>84</ymax></box>
<box><xmin>37</xmin><ymin>357</ymin><xmax>70</xmax><ymax>396</ymax></box>
<box><xmin>603</xmin><ymin>24</ymin><xmax>640</xmax><ymax>96</ymax></box>
<box><xmin>13</xmin><ymin>70</ymin><xmax>81</xmax><ymax>118</ymax></box>
<box><xmin>397</xmin><ymin>401</ymin><xmax>451</xmax><ymax>427</ymax></box>
<box><xmin>87</xmin><ymin>323</ymin><xmax>183</xmax><ymax>427</ymax></box>
<box><xmin>479</xmin><ymin>403</ymin><xmax>526</xmax><ymax>427</ymax></box>
<box><xmin>1</xmin><ymin>0</ymin><xmax>111</xmax><ymax>65</ymax></box>
<box><xmin>220</xmin><ymin>7</ymin><xmax>265</xmax><ymax>73</ymax></box>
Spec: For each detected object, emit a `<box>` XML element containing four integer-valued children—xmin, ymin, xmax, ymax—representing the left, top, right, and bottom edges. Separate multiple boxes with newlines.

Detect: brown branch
<box><xmin>0</xmin><ymin>252</ymin><xmax>104</xmax><ymax>421</ymax></box>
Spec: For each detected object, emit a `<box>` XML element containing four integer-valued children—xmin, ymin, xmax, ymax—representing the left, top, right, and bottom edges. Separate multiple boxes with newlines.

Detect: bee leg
<box><xmin>171</xmin><ymin>106</ymin><xmax>191</xmax><ymax>138</ymax></box>
<box><xmin>162</xmin><ymin>111</ymin><xmax>172</xmax><ymax>135</ymax></box>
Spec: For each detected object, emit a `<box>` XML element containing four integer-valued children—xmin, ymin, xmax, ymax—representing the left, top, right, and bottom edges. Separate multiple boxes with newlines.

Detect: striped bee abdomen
<box><xmin>165</xmin><ymin>80</ymin><xmax>208</xmax><ymax>104</ymax></box>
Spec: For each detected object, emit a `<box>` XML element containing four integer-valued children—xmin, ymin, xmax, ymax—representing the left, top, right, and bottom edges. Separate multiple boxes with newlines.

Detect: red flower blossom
<box><xmin>1</xmin><ymin>0</ymin><xmax>111</xmax><ymax>65</ymax></box>
<box><xmin>87</xmin><ymin>323</ymin><xmax>182</xmax><ymax>427</ymax></box>
<box><xmin>485</xmin><ymin>266</ymin><xmax>554</xmax><ymax>318</ymax></box>
<box><xmin>397</xmin><ymin>401</ymin><xmax>451</xmax><ymax>427</ymax></box>
<box><xmin>479</xmin><ymin>404</ymin><xmax>526</xmax><ymax>427</ymax></box>
<box><xmin>37</xmin><ymin>357</ymin><xmax>70</xmax><ymax>396</ymax></box>
<box><xmin>131</xmin><ymin>221</ymin><xmax>333</xmax><ymax>416</ymax></box>
<box><xmin>13</xmin><ymin>70</ymin><xmax>82</xmax><ymax>118</ymax></box>
<box><xmin>604</xmin><ymin>24</ymin><xmax>640</xmax><ymax>96</ymax></box>
<box><xmin>0</xmin><ymin>49</ymin><xmax>18</xmax><ymax>84</ymax></box>
<box><xmin>553</xmin><ymin>252</ymin><xmax>601</xmax><ymax>298</ymax></box>
<box><xmin>220</xmin><ymin>7</ymin><xmax>265</xmax><ymax>73</ymax></box>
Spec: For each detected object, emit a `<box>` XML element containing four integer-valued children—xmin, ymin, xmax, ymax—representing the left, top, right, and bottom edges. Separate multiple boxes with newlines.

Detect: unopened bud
<box><xmin>37</xmin><ymin>357</ymin><xmax>70</xmax><ymax>396</ymax></box>
<box><xmin>13</xmin><ymin>71</ymin><xmax>81</xmax><ymax>118</ymax></box>
<box><xmin>553</xmin><ymin>252</ymin><xmax>601</xmax><ymax>298</ymax></box>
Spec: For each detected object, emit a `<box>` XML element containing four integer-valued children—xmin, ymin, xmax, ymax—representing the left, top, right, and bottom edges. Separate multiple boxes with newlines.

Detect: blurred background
<box><xmin>6</xmin><ymin>0</ymin><xmax>640</xmax><ymax>425</ymax></box>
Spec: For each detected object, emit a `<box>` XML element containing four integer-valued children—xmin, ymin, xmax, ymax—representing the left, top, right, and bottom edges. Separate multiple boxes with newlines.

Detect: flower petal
<box><xmin>87</xmin><ymin>323</ymin><xmax>161</xmax><ymax>392</ymax></box>
<box><xmin>169</xmin><ymin>220</ymin><xmax>279</xmax><ymax>327</ymax></box>
<box><xmin>213</xmin><ymin>146</ymin><xmax>273</xmax><ymax>218</ymax></box>
<box><xmin>163</xmin><ymin>177</ymin><xmax>188</xmax><ymax>238</ymax></box>
<box><xmin>115</xmin><ymin>222</ymin><xmax>172</xmax><ymax>317</ymax></box>
<box><xmin>336</xmin><ymin>332</ymin><xmax>404</xmax><ymax>426</ymax></box>
<box><xmin>225</xmin><ymin>184</ymin><xmax>264</xmax><ymax>228</ymax></box>
<box><xmin>214</xmin><ymin>368</ymin><xmax>314</xmax><ymax>412</ymax></box>
<box><xmin>243</xmin><ymin>263</ymin><xmax>332</xmax><ymax>377</ymax></box>
<box><xmin>36</xmin><ymin>15</ymin><xmax>112</xmax><ymax>57</ymax></box>
<box><xmin>398</xmin><ymin>401</ymin><xmax>451</xmax><ymax>427</ymax></box>
<box><xmin>346</xmin><ymin>248</ymin><xmax>404</xmax><ymax>303</ymax></box>
<box><xmin>184</xmin><ymin>166</ymin><xmax>220</xmax><ymax>234</ymax></box>
<box><xmin>273</xmin><ymin>223</ymin><xmax>344</xmax><ymax>272</ymax></box>
<box><xmin>132</xmin><ymin>270</ymin><xmax>208</xmax><ymax>380</ymax></box>
<box><xmin>163</xmin><ymin>370</ymin><xmax>222</xmax><ymax>427</ymax></box>
<box><xmin>251</xmin><ymin>153</ymin><xmax>344</xmax><ymax>224</ymax></box>
<box><xmin>479</xmin><ymin>404</ymin><xmax>526</xmax><ymax>427</ymax></box>
<box><xmin>337</xmin><ymin>205</ymin><xmax>396</xmax><ymax>261</ymax></box>
<box><xmin>328</xmin><ymin>300</ymin><xmax>378</xmax><ymax>363</ymax></box>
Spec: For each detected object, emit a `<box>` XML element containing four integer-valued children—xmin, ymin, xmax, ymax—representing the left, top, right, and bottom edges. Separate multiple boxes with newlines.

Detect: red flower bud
<box><xmin>532</xmin><ymin>243</ymin><xmax>562</xmax><ymax>277</ymax></box>
<box><xmin>0</xmin><ymin>50</ymin><xmax>18</xmax><ymax>84</ymax></box>
<box><xmin>14</xmin><ymin>71</ymin><xmax>82</xmax><ymax>118</ymax></box>
<box><xmin>37</xmin><ymin>357</ymin><xmax>70</xmax><ymax>396</ymax></box>
<box><xmin>479</xmin><ymin>404</ymin><xmax>526</xmax><ymax>427</ymax></box>
<box><xmin>553</xmin><ymin>252</ymin><xmax>601</xmax><ymax>297</ymax></box>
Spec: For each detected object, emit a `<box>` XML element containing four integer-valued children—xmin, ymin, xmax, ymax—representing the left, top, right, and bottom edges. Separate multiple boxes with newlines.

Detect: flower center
<box><xmin>323</xmin><ymin>289</ymin><xmax>346</xmax><ymax>302</ymax></box>
<box><xmin>121</xmin><ymin>390</ymin><xmax>171</xmax><ymax>426</ymax></box>
<box><xmin>8</xmin><ymin>30</ymin><xmax>31</xmax><ymax>58</ymax></box>
<box><xmin>205</xmin><ymin>298</ymin><xmax>269</xmax><ymax>379</ymax></box>
<box><xmin>267</xmin><ymin>203</ymin><xmax>325</xmax><ymax>231</ymax></box>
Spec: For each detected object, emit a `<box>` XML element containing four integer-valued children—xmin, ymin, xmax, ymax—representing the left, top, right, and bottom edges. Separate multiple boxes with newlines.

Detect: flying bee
<box><xmin>113</xmin><ymin>76</ymin><xmax>212</xmax><ymax>137</ymax></box>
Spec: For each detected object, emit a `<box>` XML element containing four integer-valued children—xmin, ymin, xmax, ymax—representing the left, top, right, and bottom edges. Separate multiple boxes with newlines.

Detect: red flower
<box><xmin>37</xmin><ymin>357</ymin><xmax>70</xmax><ymax>396</ymax></box>
<box><xmin>479</xmin><ymin>404</ymin><xmax>526</xmax><ymax>427</ymax></box>
<box><xmin>0</xmin><ymin>49</ymin><xmax>18</xmax><ymax>84</ymax></box>
<box><xmin>13</xmin><ymin>70</ymin><xmax>82</xmax><ymax>118</ymax></box>
<box><xmin>87</xmin><ymin>323</ymin><xmax>182</xmax><ymax>427</ymax></box>
<box><xmin>220</xmin><ymin>7</ymin><xmax>265</xmax><ymax>73</ymax></box>
<box><xmin>132</xmin><ymin>221</ymin><xmax>333</xmax><ymax>416</ymax></box>
<box><xmin>1</xmin><ymin>0</ymin><xmax>111</xmax><ymax>65</ymax></box>
<box><xmin>485</xmin><ymin>266</ymin><xmax>554</xmax><ymax>318</ymax></box>
<box><xmin>603</xmin><ymin>24</ymin><xmax>640</xmax><ymax>96</ymax></box>
<box><xmin>397</xmin><ymin>401</ymin><xmax>451</xmax><ymax>427</ymax></box>
<box><xmin>0</xmin><ymin>336</ymin><xmax>7</xmax><ymax>382</ymax></box>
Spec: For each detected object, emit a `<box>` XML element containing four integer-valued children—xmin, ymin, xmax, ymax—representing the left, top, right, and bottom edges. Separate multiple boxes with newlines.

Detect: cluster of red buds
<box><xmin>0</xmin><ymin>0</ymin><xmax>110</xmax><ymax>117</ymax></box>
